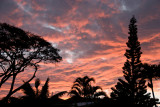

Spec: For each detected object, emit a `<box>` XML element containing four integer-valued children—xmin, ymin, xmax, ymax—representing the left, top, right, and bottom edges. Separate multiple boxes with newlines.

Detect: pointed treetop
<box><xmin>130</xmin><ymin>15</ymin><xmax>137</xmax><ymax>24</ymax></box>
<box><xmin>128</xmin><ymin>15</ymin><xmax>138</xmax><ymax>37</ymax></box>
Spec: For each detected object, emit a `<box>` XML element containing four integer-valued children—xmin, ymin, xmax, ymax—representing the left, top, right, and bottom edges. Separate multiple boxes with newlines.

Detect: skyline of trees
<box><xmin>0</xmin><ymin>16</ymin><xmax>160</xmax><ymax>107</ymax></box>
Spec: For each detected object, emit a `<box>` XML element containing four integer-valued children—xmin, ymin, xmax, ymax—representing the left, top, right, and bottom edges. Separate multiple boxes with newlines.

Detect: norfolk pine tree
<box><xmin>110</xmin><ymin>16</ymin><xmax>157</xmax><ymax>106</ymax></box>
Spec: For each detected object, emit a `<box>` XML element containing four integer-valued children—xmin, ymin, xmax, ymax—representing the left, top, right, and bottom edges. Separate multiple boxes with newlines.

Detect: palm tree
<box><xmin>21</xmin><ymin>77</ymin><xmax>49</xmax><ymax>100</ymax></box>
<box><xmin>21</xmin><ymin>77</ymin><xmax>68</xmax><ymax>105</ymax></box>
<box><xmin>69</xmin><ymin>76</ymin><xmax>107</xmax><ymax>99</ymax></box>
<box><xmin>141</xmin><ymin>63</ymin><xmax>160</xmax><ymax>100</ymax></box>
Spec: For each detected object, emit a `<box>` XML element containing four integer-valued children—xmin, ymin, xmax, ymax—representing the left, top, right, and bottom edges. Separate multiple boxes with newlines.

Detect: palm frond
<box><xmin>51</xmin><ymin>91</ymin><xmax>67</xmax><ymax>99</ymax></box>
<box><xmin>85</xmin><ymin>77</ymin><xmax>95</xmax><ymax>86</ymax></box>
<box><xmin>72</xmin><ymin>83</ymin><xmax>81</xmax><ymax>89</ymax></box>
<box><xmin>21</xmin><ymin>82</ymin><xmax>35</xmax><ymax>98</ymax></box>
<box><xmin>72</xmin><ymin>86</ymin><xmax>82</xmax><ymax>95</ymax></box>
<box><xmin>69</xmin><ymin>90</ymin><xmax>81</xmax><ymax>97</ymax></box>
<box><xmin>39</xmin><ymin>77</ymin><xmax>49</xmax><ymax>99</ymax></box>
<box><xmin>92</xmin><ymin>86</ymin><xmax>102</xmax><ymax>92</ymax></box>
<box><xmin>74</xmin><ymin>77</ymin><xmax>83</xmax><ymax>85</ymax></box>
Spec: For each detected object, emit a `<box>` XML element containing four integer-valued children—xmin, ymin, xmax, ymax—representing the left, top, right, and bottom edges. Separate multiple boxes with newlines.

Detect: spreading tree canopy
<box><xmin>110</xmin><ymin>16</ymin><xmax>156</xmax><ymax>106</ymax></box>
<box><xmin>0</xmin><ymin>23</ymin><xmax>62</xmax><ymax>100</ymax></box>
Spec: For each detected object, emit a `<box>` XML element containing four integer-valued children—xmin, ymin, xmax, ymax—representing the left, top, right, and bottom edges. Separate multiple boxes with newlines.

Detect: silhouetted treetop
<box><xmin>70</xmin><ymin>76</ymin><xmax>107</xmax><ymax>99</ymax></box>
<box><xmin>0</xmin><ymin>23</ymin><xmax>62</xmax><ymax>101</ymax></box>
<box><xmin>0</xmin><ymin>23</ymin><xmax>62</xmax><ymax>63</ymax></box>
<box><xmin>21</xmin><ymin>78</ymin><xmax>50</xmax><ymax>99</ymax></box>
<box><xmin>125</xmin><ymin>17</ymin><xmax>142</xmax><ymax>63</ymax></box>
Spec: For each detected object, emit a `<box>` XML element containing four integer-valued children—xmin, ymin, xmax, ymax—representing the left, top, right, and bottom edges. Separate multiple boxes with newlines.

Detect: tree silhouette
<box><xmin>110</xmin><ymin>16</ymin><xmax>156</xmax><ymax>106</ymax></box>
<box><xmin>69</xmin><ymin>76</ymin><xmax>107</xmax><ymax>99</ymax></box>
<box><xmin>141</xmin><ymin>63</ymin><xmax>160</xmax><ymax>102</ymax></box>
<box><xmin>21</xmin><ymin>78</ymin><xmax>49</xmax><ymax>100</ymax></box>
<box><xmin>0</xmin><ymin>23</ymin><xmax>62</xmax><ymax>101</ymax></box>
<box><xmin>21</xmin><ymin>78</ymin><xmax>68</xmax><ymax>106</ymax></box>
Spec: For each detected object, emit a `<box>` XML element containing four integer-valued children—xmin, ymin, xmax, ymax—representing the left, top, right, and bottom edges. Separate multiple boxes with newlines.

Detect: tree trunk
<box><xmin>3</xmin><ymin>68</ymin><xmax>37</xmax><ymax>103</ymax></box>
<box><xmin>150</xmin><ymin>79</ymin><xmax>155</xmax><ymax>98</ymax></box>
<box><xmin>3</xmin><ymin>74</ymin><xmax>16</xmax><ymax>103</ymax></box>
<box><xmin>36</xmin><ymin>88</ymin><xmax>39</xmax><ymax>97</ymax></box>
<box><xmin>150</xmin><ymin>78</ymin><xmax>157</xmax><ymax>107</ymax></box>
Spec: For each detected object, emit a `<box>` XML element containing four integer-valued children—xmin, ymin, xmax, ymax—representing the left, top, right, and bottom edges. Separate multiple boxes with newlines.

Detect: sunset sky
<box><xmin>0</xmin><ymin>0</ymin><xmax>160</xmax><ymax>99</ymax></box>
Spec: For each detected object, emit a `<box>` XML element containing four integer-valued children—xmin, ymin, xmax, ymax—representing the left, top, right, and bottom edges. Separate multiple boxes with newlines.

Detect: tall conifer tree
<box><xmin>110</xmin><ymin>16</ymin><xmax>156</xmax><ymax>106</ymax></box>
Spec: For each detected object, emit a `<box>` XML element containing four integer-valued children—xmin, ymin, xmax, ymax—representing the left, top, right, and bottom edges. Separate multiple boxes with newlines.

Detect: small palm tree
<box><xmin>69</xmin><ymin>76</ymin><xmax>107</xmax><ymax>99</ymax></box>
<box><xmin>21</xmin><ymin>78</ymin><xmax>67</xmax><ymax>103</ymax></box>
<box><xmin>21</xmin><ymin>77</ymin><xmax>49</xmax><ymax>100</ymax></box>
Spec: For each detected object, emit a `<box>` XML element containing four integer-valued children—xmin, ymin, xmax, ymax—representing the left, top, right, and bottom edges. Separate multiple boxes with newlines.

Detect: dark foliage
<box><xmin>110</xmin><ymin>16</ymin><xmax>157</xmax><ymax>106</ymax></box>
<box><xmin>141</xmin><ymin>63</ymin><xmax>160</xmax><ymax>101</ymax></box>
<box><xmin>21</xmin><ymin>78</ymin><xmax>49</xmax><ymax>100</ymax></box>
<box><xmin>0</xmin><ymin>78</ymin><xmax>68</xmax><ymax>107</ymax></box>
<box><xmin>0</xmin><ymin>16</ymin><xmax>160</xmax><ymax>107</ymax></box>
<box><xmin>0</xmin><ymin>23</ymin><xmax>62</xmax><ymax>101</ymax></box>
<box><xmin>69</xmin><ymin>76</ymin><xmax>107</xmax><ymax>100</ymax></box>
